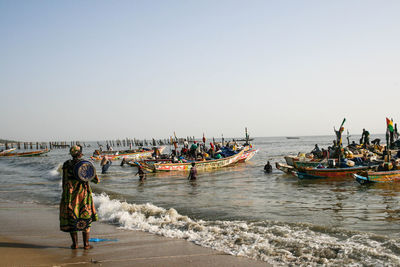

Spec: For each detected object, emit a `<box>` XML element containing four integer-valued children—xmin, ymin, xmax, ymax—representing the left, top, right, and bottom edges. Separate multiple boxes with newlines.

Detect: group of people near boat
<box><xmin>305</xmin><ymin>127</ymin><xmax>400</xmax><ymax>171</ymax></box>
<box><xmin>168</xmin><ymin>140</ymin><xmax>243</xmax><ymax>163</ymax></box>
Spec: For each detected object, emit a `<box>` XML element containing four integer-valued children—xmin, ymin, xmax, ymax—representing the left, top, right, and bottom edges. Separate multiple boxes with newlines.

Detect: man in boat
<box><xmin>60</xmin><ymin>145</ymin><xmax>99</xmax><ymax>250</ymax></box>
<box><xmin>311</xmin><ymin>144</ymin><xmax>322</xmax><ymax>158</ymax></box>
<box><xmin>188</xmin><ymin>162</ymin><xmax>197</xmax><ymax>180</ymax></box>
<box><xmin>190</xmin><ymin>141</ymin><xmax>198</xmax><ymax>159</ymax></box>
<box><xmin>183</xmin><ymin>139</ymin><xmax>189</xmax><ymax>149</ymax></box>
<box><xmin>361</xmin><ymin>129</ymin><xmax>370</xmax><ymax>147</ymax></box>
<box><xmin>264</xmin><ymin>161</ymin><xmax>273</xmax><ymax>173</ymax></box>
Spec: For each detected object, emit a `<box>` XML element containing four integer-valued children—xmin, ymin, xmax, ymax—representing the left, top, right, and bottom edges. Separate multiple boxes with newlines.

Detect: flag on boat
<box><xmin>340</xmin><ymin>118</ymin><xmax>346</xmax><ymax>128</ymax></box>
<box><xmin>386</xmin><ymin>118</ymin><xmax>394</xmax><ymax>132</ymax></box>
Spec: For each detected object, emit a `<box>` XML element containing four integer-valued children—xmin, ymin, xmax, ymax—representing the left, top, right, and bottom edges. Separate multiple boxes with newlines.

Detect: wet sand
<box><xmin>0</xmin><ymin>201</ymin><xmax>268</xmax><ymax>266</ymax></box>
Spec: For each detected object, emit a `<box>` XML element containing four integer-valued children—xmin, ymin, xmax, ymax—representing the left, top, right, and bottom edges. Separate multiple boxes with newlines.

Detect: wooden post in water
<box><xmin>17</xmin><ymin>142</ymin><xmax>20</xmax><ymax>150</ymax></box>
<box><xmin>30</xmin><ymin>142</ymin><xmax>33</xmax><ymax>149</ymax></box>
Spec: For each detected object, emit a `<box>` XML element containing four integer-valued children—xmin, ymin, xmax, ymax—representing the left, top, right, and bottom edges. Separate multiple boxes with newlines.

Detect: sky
<box><xmin>1</xmin><ymin>0</ymin><xmax>399</xmax><ymax>141</ymax></box>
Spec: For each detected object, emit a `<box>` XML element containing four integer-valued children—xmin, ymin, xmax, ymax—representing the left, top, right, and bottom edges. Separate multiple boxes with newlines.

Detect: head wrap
<box><xmin>70</xmin><ymin>145</ymin><xmax>82</xmax><ymax>157</ymax></box>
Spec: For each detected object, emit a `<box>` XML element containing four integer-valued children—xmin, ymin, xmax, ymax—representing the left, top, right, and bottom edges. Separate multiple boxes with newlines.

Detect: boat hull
<box><xmin>0</xmin><ymin>148</ymin><xmax>16</xmax><ymax>155</ymax></box>
<box><xmin>91</xmin><ymin>147</ymin><xmax>165</xmax><ymax>161</ymax></box>
<box><xmin>354</xmin><ymin>170</ymin><xmax>400</xmax><ymax>183</ymax></box>
<box><xmin>275</xmin><ymin>162</ymin><xmax>296</xmax><ymax>175</ymax></box>
<box><xmin>238</xmin><ymin>149</ymin><xmax>258</xmax><ymax>163</ymax></box>
<box><xmin>296</xmin><ymin>166</ymin><xmax>370</xmax><ymax>180</ymax></box>
<box><xmin>0</xmin><ymin>149</ymin><xmax>50</xmax><ymax>157</ymax></box>
<box><xmin>147</xmin><ymin>150</ymin><xmax>244</xmax><ymax>172</ymax></box>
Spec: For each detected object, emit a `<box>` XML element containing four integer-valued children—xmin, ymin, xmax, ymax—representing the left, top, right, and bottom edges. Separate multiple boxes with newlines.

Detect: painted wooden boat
<box><xmin>293</xmin><ymin>160</ymin><xmax>328</xmax><ymax>168</ymax></box>
<box><xmin>275</xmin><ymin>162</ymin><xmax>296</xmax><ymax>175</ymax></box>
<box><xmin>354</xmin><ymin>170</ymin><xmax>400</xmax><ymax>184</ymax></box>
<box><xmin>0</xmin><ymin>148</ymin><xmax>50</xmax><ymax>157</ymax></box>
<box><xmin>139</xmin><ymin>150</ymin><xmax>244</xmax><ymax>172</ymax></box>
<box><xmin>0</xmin><ymin>148</ymin><xmax>16</xmax><ymax>155</ymax></box>
<box><xmin>296</xmin><ymin>166</ymin><xmax>371</xmax><ymax>179</ymax></box>
<box><xmin>284</xmin><ymin>155</ymin><xmax>324</xmax><ymax>167</ymax></box>
<box><xmin>91</xmin><ymin>146</ymin><xmax>165</xmax><ymax>161</ymax></box>
<box><xmin>238</xmin><ymin>148</ymin><xmax>258</xmax><ymax>162</ymax></box>
<box><xmin>286</xmin><ymin>155</ymin><xmax>364</xmax><ymax>168</ymax></box>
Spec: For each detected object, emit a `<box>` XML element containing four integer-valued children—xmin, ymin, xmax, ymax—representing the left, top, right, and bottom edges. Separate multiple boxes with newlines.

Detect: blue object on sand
<box><xmin>89</xmin><ymin>238</ymin><xmax>118</xmax><ymax>242</ymax></box>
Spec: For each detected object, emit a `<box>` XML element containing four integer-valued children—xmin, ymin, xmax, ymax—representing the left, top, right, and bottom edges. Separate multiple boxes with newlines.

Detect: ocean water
<box><xmin>1</xmin><ymin>135</ymin><xmax>400</xmax><ymax>266</ymax></box>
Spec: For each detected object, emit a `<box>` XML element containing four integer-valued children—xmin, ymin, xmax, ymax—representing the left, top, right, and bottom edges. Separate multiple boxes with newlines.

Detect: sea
<box><xmin>1</xmin><ymin>135</ymin><xmax>400</xmax><ymax>266</ymax></box>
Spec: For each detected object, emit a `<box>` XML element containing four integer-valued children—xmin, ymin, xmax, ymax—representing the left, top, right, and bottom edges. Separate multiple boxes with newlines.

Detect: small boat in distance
<box><xmin>286</xmin><ymin>137</ymin><xmax>300</xmax><ymax>139</ymax></box>
<box><xmin>0</xmin><ymin>148</ymin><xmax>16</xmax><ymax>155</ymax></box>
<box><xmin>0</xmin><ymin>148</ymin><xmax>50</xmax><ymax>157</ymax></box>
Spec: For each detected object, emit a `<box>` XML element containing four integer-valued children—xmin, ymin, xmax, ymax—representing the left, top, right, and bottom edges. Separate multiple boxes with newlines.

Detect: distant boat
<box><xmin>0</xmin><ymin>148</ymin><xmax>16</xmax><ymax>155</ymax></box>
<box><xmin>0</xmin><ymin>148</ymin><xmax>50</xmax><ymax>157</ymax></box>
<box><xmin>286</xmin><ymin>137</ymin><xmax>300</xmax><ymax>139</ymax></box>
<box><xmin>234</xmin><ymin>138</ymin><xmax>254</xmax><ymax>142</ymax></box>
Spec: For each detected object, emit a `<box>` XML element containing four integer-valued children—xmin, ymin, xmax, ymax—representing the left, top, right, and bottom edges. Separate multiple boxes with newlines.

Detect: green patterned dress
<box><xmin>60</xmin><ymin>159</ymin><xmax>99</xmax><ymax>232</ymax></box>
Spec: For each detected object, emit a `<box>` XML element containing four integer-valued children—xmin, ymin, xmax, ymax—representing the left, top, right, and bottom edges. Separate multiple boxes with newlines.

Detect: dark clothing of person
<box><xmin>188</xmin><ymin>166</ymin><xmax>197</xmax><ymax>180</ymax></box>
<box><xmin>136</xmin><ymin>168</ymin><xmax>145</xmax><ymax>181</ymax></box>
<box><xmin>101</xmin><ymin>160</ymin><xmax>112</xmax><ymax>174</ymax></box>
<box><xmin>264</xmin><ymin>163</ymin><xmax>273</xmax><ymax>173</ymax></box>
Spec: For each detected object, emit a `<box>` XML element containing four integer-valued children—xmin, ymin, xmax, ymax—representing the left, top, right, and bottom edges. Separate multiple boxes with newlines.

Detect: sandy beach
<box><xmin>0</xmin><ymin>201</ymin><xmax>268</xmax><ymax>266</ymax></box>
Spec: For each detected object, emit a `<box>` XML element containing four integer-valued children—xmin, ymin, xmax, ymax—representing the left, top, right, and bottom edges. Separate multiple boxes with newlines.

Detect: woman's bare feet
<box><xmin>84</xmin><ymin>245</ymin><xmax>93</xmax><ymax>250</ymax></box>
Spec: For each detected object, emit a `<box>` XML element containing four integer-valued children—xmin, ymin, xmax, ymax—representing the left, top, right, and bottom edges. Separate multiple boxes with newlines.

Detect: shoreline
<box><xmin>0</xmin><ymin>201</ymin><xmax>269</xmax><ymax>266</ymax></box>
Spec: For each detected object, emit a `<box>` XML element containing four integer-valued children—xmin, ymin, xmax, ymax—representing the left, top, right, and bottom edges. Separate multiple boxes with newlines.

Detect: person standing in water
<box><xmin>188</xmin><ymin>162</ymin><xmax>197</xmax><ymax>180</ymax></box>
<box><xmin>264</xmin><ymin>161</ymin><xmax>273</xmax><ymax>173</ymax></box>
<box><xmin>60</xmin><ymin>145</ymin><xmax>99</xmax><ymax>250</ymax></box>
<box><xmin>100</xmin><ymin>156</ymin><xmax>112</xmax><ymax>174</ymax></box>
<box><xmin>135</xmin><ymin>165</ymin><xmax>146</xmax><ymax>181</ymax></box>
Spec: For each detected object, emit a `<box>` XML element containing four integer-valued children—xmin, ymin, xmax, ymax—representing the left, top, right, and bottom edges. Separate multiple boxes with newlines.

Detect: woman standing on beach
<box><xmin>60</xmin><ymin>145</ymin><xmax>99</xmax><ymax>249</ymax></box>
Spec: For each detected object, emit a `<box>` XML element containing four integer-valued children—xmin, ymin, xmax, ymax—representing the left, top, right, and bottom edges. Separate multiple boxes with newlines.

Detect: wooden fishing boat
<box><xmin>284</xmin><ymin>155</ymin><xmax>323</xmax><ymax>167</ymax></box>
<box><xmin>0</xmin><ymin>148</ymin><xmax>16</xmax><ymax>155</ymax></box>
<box><xmin>136</xmin><ymin>150</ymin><xmax>245</xmax><ymax>172</ymax></box>
<box><xmin>91</xmin><ymin>146</ymin><xmax>165</xmax><ymax>161</ymax></box>
<box><xmin>293</xmin><ymin>160</ymin><xmax>328</xmax><ymax>168</ymax></box>
<box><xmin>354</xmin><ymin>170</ymin><xmax>400</xmax><ymax>184</ymax></box>
<box><xmin>275</xmin><ymin>162</ymin><xmax>296</xmax><ymax>175</ymax></box>
<box><xmin>296</xmin><ymin>166</ymin><xmax>371</xmax><ymax>180</ymax></box>
<box><xmin>237</xmin><ymin>148</ymin><xmax>258</xmax><ymax>163</ymax></box>
<box><xmin>0</xmin><ymin>148</ymin><xmax>50</xmax><ymax>157</ymax></box>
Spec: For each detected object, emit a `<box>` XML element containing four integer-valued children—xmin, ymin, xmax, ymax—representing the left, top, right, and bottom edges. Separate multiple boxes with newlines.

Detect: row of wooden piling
<box><xmin>0</xmin><ymin>136</ymin><xmax>202</xmax><ymax>150</ymax></box>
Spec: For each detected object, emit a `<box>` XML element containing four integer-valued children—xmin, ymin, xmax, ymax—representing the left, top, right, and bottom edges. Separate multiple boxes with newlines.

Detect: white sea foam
<box><xmin>49</xmin><ymin>163</ymin><xmax>62</xmax><ymax>177</ymax></box>
<box><xmin>94</xmin><ymin>193</ymin><xmax>400</xmax><ymax>266</ymax></box>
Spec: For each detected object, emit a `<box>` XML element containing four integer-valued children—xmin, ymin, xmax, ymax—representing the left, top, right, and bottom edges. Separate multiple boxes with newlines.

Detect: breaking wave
<box><xmin>94</xmin><ymin>193</ymin><xmax>400</xmax><ymax>266</ymax></box>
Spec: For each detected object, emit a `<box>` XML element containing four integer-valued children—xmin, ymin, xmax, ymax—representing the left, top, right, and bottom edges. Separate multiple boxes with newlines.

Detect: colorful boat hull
<box><xmin>238</xmin><ymin>149</ymin><xmax>258</xmax><ymax>162</ymax></box>
<box><xmin>0</xmin><ymin>149</ymin><xmax>50</xmax><ymax>157</ymax></box>
<box><xmin>0</xmin><ymin>148</ymin><xmax>16</xmax><ymax>155</ymax></box>
<box><xmin>91</xmin><ymin>147</ymin><xmax>165</xmax><ymax>161</ymax></box>
<box><xmin>144</xmin><ymin>150</ymin><xmax>244</xmax><ymax>172</ymax></box>
<box><xmin>296</xmin><ymin>166</ymin><xmax>370</xmax><ymax>180</ymax></box>
<box><xmin>354</xmin><ymin>170</ymin><xmax>400</xmax><ymax>184</ymax></box>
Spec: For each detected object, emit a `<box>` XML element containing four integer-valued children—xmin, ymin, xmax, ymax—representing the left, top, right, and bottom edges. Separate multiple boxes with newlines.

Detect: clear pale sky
<box><xmin>1</xmin><ymin>1</ymin><xmax>399</xmax><ymax>141</ymax></box>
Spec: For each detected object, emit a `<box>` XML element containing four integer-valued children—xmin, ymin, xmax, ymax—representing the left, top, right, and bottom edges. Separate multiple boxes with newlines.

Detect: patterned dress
<box><xmin>60</xmin><ymin>158</ymin><xmax>99</xmax><ymax>232</ymax></box>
